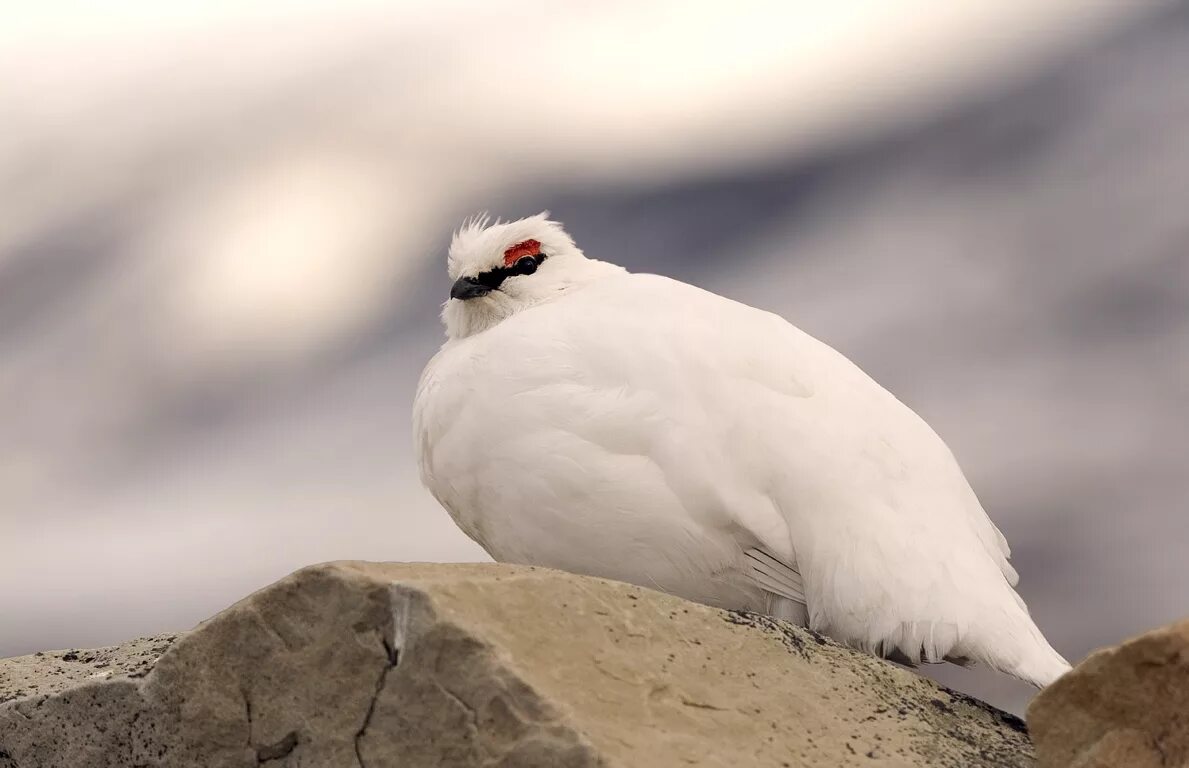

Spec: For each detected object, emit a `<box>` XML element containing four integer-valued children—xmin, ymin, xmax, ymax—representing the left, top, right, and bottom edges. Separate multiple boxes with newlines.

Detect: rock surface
<box><xmin>1027</xmin><ymin>619</ymin><xmax>1189</xmax><ymax>768</ymax></box>
<box><xmin>0</xmin><ymin>562</ymin><xmax>1034</xmax><ymax>767</ymax></box>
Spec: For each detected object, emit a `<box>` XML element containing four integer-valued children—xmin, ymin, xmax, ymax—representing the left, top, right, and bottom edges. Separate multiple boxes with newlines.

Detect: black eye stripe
<box><xmin>474</xmin><ymin>253</ymin><xmax>547</xmax><ymax>290</ymax></box>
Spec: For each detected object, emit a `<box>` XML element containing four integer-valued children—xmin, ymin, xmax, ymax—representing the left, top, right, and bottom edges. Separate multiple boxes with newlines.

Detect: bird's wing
<box><xmin>745</xmin><ymin>545</ymin><xmax>809</xmax><ymax>624</ymax></box>
<box><xmin>743</xmin><ymin>546</ymin><xmax>805</xmax><ymax>604</ymax></box>
<box><xmin>508</xmin><ymin>272</ymin><xmax>1051</xmax><ymax>675</ymax></box>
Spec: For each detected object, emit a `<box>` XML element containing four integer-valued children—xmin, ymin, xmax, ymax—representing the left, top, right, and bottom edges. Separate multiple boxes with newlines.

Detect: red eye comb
<box><xmin>503</xmin><ymin>239</ymin><xmax>542</xmax><ymax>267</ymax></box>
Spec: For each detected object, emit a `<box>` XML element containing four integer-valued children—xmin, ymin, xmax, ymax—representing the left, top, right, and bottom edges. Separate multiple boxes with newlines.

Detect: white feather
<box><xmin>414</xmin><ymin>215</ymin><xmax>1070</xmax><ymax>687</ymax></box>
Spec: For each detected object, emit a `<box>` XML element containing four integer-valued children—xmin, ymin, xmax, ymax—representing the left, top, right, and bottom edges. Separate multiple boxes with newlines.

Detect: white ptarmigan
<box><xmin>413</xmin><ymin>213</ymin><xmax>1070</xmax><ymax>687</ymax></box>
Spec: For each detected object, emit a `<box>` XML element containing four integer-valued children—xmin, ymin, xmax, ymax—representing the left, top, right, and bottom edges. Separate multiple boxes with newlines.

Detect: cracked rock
<box><xmin>2</xmin><ymin>562</ymin><xmax>1037</xmax><ymax>766</ymax></box>
<box><xmin>1027</xmin><ymin>619</ymin><xmax>1189</xmax><ymax>768</ymax></box>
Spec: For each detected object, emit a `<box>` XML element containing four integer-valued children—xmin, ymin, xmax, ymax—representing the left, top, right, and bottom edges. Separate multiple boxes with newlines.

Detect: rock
<box><xmin>1027</xmin><ymin>619</ymin><xmax>1189</xmax><ymax>768</ymax></box>
<box><xmin>0</xmin><ymin>635</ymin><xmax>179</xmax><ymax>705</ymax></box>
<box><xmin>1</xmin><ymin>562</ymin><xmax>1034</xmax><ymax>767</ymax></box>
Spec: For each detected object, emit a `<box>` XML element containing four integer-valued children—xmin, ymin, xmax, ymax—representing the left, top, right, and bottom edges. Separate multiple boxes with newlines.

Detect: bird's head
<box><xmin>441</xmin><ymin>212</ymin><xmax>607</xmax><ymax>339</ymax></box>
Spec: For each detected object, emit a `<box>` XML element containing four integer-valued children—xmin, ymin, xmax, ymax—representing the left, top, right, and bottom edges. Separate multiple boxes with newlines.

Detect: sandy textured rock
<box><xmin>1</xmin><ymin>562</ymin><xmax>1034</xmax><ymax>767</ymax></box>
<box><xmin>0</xmin><ymin>635</ymin><xmax>179</xmax><ymax>705</ymax></box>
<box><xmin>1027</xmin><ymin>619</ymin><xmax>1189</xmax><ymax>768</ymax></box>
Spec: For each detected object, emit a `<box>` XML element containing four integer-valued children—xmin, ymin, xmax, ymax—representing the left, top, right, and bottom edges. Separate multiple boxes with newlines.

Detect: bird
<box><xmin>413</xmin><ymin>212</ymin><xmax>1070</xmax><ymax>687</ymax></box>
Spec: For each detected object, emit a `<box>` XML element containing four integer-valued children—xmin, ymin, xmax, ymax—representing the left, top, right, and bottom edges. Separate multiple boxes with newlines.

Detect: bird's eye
<box><xmin>514</xmin><ymin>256</ymin><xmax>538</xmax><ymax>276</ymax></box>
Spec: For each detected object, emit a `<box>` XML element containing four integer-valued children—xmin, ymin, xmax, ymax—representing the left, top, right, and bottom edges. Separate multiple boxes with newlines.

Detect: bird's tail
<box><xmin>1005</xmin><ymin>638</ymin><xmax>1070</xmax><ymax>688</ymax></box>
<box><xmin>976</xmin><ymin>608</ymin><xmax>1071</xmax><ymax>688</ymax></box>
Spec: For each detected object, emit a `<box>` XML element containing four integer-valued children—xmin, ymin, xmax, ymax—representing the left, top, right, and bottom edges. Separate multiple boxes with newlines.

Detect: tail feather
<box><xmin>1003</xmin><ymin>640</ymin><xmax>1071</xmax><ymax>688</ymax></box>
<box><xmin>871</xmin><ymin>612</ymin><xmax>1070</xmax><ymax>687</ymax></box>
<box><xmin>974</xmin><ymin>609</ymin><xmax>1071</xmax><ymax>688</ymax></box>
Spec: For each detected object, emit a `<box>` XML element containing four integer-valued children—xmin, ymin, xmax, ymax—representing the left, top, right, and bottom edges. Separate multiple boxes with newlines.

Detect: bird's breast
<box><xmin>417</xmin><ymin>356</ymin><xmax>764</xmax><ymax>610</ymax></box>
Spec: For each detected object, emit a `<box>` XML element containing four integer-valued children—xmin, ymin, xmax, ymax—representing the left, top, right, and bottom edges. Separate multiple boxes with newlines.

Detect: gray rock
<box><xmin>0</xmin><ymin>562</ymin><xmax>1035</xmax><ymax>767</ymax></box>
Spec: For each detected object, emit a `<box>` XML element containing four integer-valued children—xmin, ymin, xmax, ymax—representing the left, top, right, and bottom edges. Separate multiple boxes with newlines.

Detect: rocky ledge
<box><xmin>1</xmin><ymin>562</ymin><xmax>1038</xmax><ymax>767</ymax></box>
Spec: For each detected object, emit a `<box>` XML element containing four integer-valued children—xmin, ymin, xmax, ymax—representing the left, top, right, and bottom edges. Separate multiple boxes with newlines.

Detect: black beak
<box><xmin>450</xmin><ymin>276</ymin><xmax>492</xmax><ymax>301</ymax></box>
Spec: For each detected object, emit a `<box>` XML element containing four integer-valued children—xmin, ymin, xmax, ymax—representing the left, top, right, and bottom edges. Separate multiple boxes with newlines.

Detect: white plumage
<box><xmin>414</xmin><ymin>213</ymin><xmax>1070</xmax><ymax>687</ymax></box>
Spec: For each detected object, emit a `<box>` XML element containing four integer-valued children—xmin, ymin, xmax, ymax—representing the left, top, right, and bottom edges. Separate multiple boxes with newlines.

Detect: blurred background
<box><xmin>1</xmin><ymin>0</ymin><xmax>1186</xmax><ymax>715</ymax></box>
